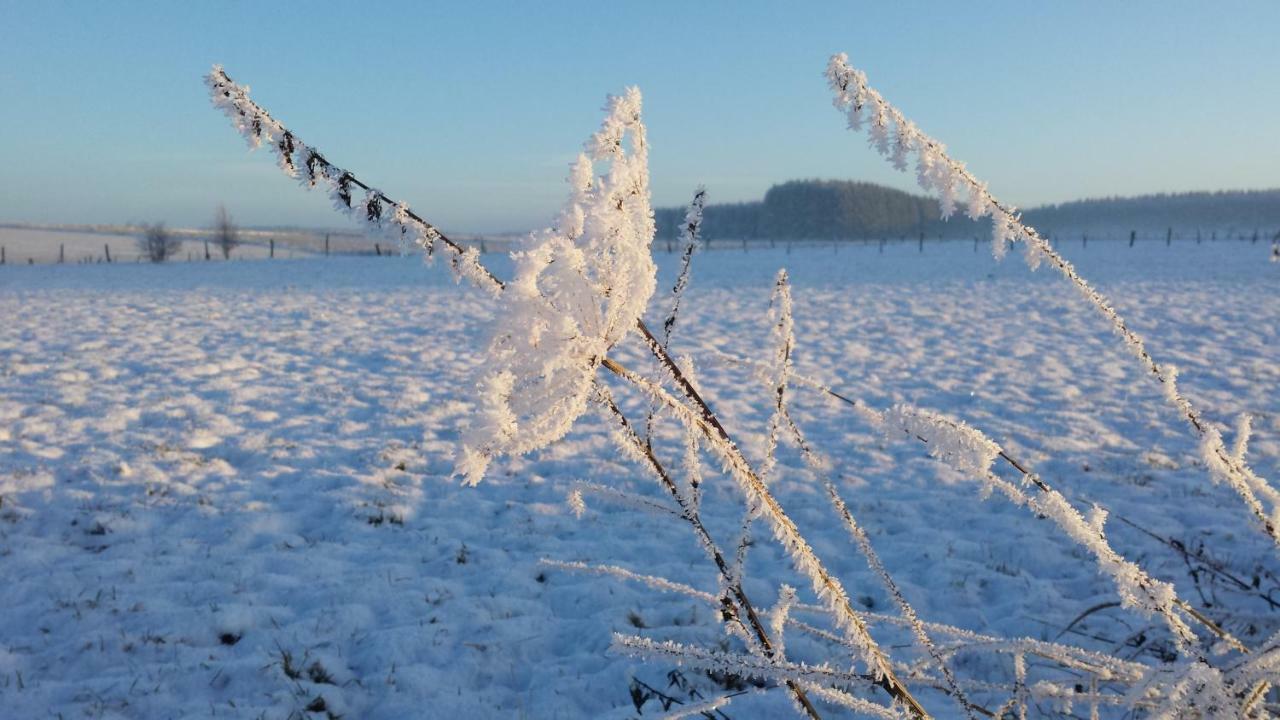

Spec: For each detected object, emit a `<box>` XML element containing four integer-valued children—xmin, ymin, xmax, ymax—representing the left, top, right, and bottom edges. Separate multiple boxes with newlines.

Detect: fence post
<box><xmin>204</xmin><ymin>239</ymin><xmax>210</xmax><ymax>260</ymax></box>
<box><xmin>1166</xmin><ymin>228</ymin><xmax>1172</xmax><ymax>246</ymax></box>
<box><xmin>270</xmin><ymin>238</ymin><xmax>275</xmax><ymax>258</ymax></box>
<box><xmin>59</xmin><ymin>244</ymin><xmax>65</xmax><ymax>264</ymax></box>
<box><xmin>1082</xmin><ymin>233</ymin><xmax>1087</xmax><ymax>249</ymax></box>
<box><xmin>104</xmin><ymin>244</ymin><xmax>112</xmax><ymax>263</ymax></box>
<box><xmin>1129</xmin><ymin>230</ymin><xmax>1135</xmax><ymax>247</ymax></box>
<box><xmin>325</xmin><ymin>233</ymin><xmax>330</xmax><ymax>256</ymax></box>
<box><xmin>918</xmin><ymin>232</ymin><xmax>924</xmax><ymax>253</ymax></box>
<box><xmin>374</xmin><ymin>243</ymin><xmax>381</xmax><ymax>256</ymax></box>
<box><xmin>1</xmin><ymin>246</ymin><xmax>5</xmax><ymax>265</ymax></box>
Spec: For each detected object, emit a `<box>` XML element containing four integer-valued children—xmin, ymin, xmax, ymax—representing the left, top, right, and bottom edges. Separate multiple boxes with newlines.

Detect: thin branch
<box><xmin>594</xmin><ymin>385</ymin><xmax>824</xmax><ymax>720</ymax></box>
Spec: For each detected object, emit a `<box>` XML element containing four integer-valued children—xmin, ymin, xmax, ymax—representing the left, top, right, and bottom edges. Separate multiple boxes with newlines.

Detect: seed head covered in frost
<box><xmin>880</xmin><ymin>404</ymin><xmax>1000</xmax><ymax>478</ymax></box>
<box><xmin>456</xmin><ymin>88</ymin><xmax>655</xmax><ymax>485</ymax></box>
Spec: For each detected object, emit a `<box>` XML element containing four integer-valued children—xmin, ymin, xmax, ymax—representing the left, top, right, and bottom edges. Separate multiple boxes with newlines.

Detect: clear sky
<box><xmin>2</xmin><ymin>2</ymin><xmax>1277</xmax><ymax>234</ymax></box>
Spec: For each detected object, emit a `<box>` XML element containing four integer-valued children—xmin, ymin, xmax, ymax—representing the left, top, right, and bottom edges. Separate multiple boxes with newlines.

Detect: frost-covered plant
<box><xmin>207</xmin><ymin>60</ymin><xmax>1280</xmax><ymax>719</ymax></box>
<box><xmin>826</xmin><ymin>53</ymin><xmax>1280</xmax><ymax>550</ymax></box>
<box><xmin>455</xmin><ymin>88</ymin><xmax>656</xmax><ymax>485</ymax></box>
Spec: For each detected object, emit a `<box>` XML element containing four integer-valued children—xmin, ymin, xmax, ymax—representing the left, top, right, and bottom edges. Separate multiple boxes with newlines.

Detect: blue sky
<box><xmin>2</xmin><ymin>2</ymin><xmax>1277</xmax><ymax>233</ymax></box>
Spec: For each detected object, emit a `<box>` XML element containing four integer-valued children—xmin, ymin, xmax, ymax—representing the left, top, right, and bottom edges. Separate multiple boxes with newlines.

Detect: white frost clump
<box><xmin>880</xmin><ymin>404</ymin><xmax>1000</xmax><ymax>478</ymax></box>
<box><xmin>456</xmin><ymin>88</ymin><xmax>655</xmax><ymax>485</ymax></box>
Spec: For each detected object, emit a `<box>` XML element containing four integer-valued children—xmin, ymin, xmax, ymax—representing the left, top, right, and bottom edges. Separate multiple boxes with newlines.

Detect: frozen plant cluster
<box><xmin>203</xmin><ymin>58</ymin><xmax>1280</xmax><ymax>718</ymax></box>
<box><xmin>456</xmin><ymin>88</ymin><xmax>656</xmax><ymax>486</ymax></box>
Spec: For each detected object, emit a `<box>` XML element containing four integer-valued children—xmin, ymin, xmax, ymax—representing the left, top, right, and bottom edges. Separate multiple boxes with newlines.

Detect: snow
<box><xmin>0</xmin><ymin>239</ymin><xmax>1277</xmax><ymax>717</ymax></box>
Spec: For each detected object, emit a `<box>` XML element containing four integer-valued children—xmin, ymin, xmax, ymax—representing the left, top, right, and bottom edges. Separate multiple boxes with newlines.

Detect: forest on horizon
<box><xmin>654</xmin><ymin>181</ymin><xmax>1280</xmax><ymax>240</ymax></box>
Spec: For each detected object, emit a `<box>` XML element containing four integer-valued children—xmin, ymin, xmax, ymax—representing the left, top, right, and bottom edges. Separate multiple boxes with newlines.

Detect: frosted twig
<box><xmin>655</xmin><ymin>693</ymin><xmax>746</xmax><ymax>720</ymax></box>
<box><xmin>600</xmin><ymin>356</ymin><xmax>930</xmax><ymax>716</ymax></box>
<box><xmin>826</xmin><ymin>52</ymin><xmax>1280</xmax><ymax>549</ymax></box>
<box><xmin>645</xmin><ymin>187</ymin><xmax>706</xmax><ymax>446</ymax></box>
<box><xmin>718</xmin><ymin>346</ymin><xmax>1246</xmax><ymax>652</ymax></box>
<box><xmin>592</xmin><ymin>383</ymin><xmax>823</xmax><ymax>718</ymax></box>
<box><xmin>566</xmin><ymin>480</ymin><xmax>681</xmax><ymax>519</ymax></box>
<box><xmin>772</xmin><ymin>385</ymin><xmax>975</xmax><ymax>717</ymax></box>
<box><xmin>663</xmin><ymin>187</ymin><xmax>706</xmax><ymax>349</ymax></box>
<box><xmin>205</xmin><ymin>66</ymin><xmax>501</xmax><ymax>291</ymax></box>
<box><xmin>610</xmin><ymin>634</ymin><xmax>902</xmax><ymax>719</ymax></box>
<box><xmin>538</xmin><ymin>559</ymin><xmax>718</xmax><ymax>605</ymax></box>
<box><xmin>730</xmin><ymin>271</ymin><xmax>795</xmax><ymax>588</ymax></box>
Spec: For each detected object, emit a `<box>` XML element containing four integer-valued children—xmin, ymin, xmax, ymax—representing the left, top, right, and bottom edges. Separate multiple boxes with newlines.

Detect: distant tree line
<box><xmin>655</xmin><ymin>181</ymin><xmax>1280</xmax><ymax>240</ymax></box>
<box><xmin>1020</xmin><ymin>189</ymin><xmax>1280</xmax><ymax>236</ymax></box>
<box><xmin>655</xmin><ymin>180</ymin><xmax>956</xmax><ymax>241</ymax></box>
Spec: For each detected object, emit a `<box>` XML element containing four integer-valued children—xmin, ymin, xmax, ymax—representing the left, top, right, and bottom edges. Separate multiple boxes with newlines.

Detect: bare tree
<box><xmin>213</xmin><ymin>205</ymin><xmax>240</xmax><ymax>259</ymax></box>
<box><xmin>137</xmin><ymin>223</ymin><xmax>182</xmax><ymax>263</ymax></box>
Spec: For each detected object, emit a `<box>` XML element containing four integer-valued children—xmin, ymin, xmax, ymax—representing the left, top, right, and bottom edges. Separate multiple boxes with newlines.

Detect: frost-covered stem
<box><xmin>826</xmin><ymin>52</ymin><xmax>1280</xmax><ymax>548</ymax></box>
<box><xmin>538</xmin><ymin>559</ymin><xmax>718</xmax><ymax>604</ymax></box>
<box><xmin>601</xmin><ymin>356</ymin><xmax>930</xmax><ymax>717</ymax></box>
<box><xmin>206</xmin><ymin>65</ymin><xmax>503</xmax><ymax>292</ymax></box>
<box><xmin>662</xmin><ymin>187</ymin><xmax>706</xmax><ymax>349</ymax></box>
<box><xmin>655</xmin><ymin>693</ymin><xmax>749</xmax><ymax>720</ymax></box>
<box><xmin>1013</xmin><ymin>653</ymin><xmax>1028</xmax><ymax>720</ymax></box>
<box><xmin>611</xmin><ymin>635</ymin><xmax>901</xmax><ymax>719</ymax></box>
<box><xmin>557</xmin><ymin>556</ymin><xmax>1146</xmax><ymax>693</ymax></box>
<box><xmin>731</xmin><ymin>271</ymin><xmax>795</xmax><ymax>587</ymax></box>
<box><xmin>1240</xmin><ymin>679</ymin><xmax>1270</xmax><ymax>717</ymax></box>
<box><xmin>707</xmin><ymin>349</ymin><xmax>1242</xmax><ymax>652</ymax></box>
<box><xmin>593</xmin><ymin>385</ymin><xmax>822</xmax><ymax>720</ymax></box>
<box><xmin>567</xmin><ymin>481</ymin><xmax>680</xmax><ymax>519</ymax></box>
<box><xmin>885</xmin><ymin>407</ymin><xmax>1245</xmax><ymax>653</ymax></box>
<box><xmin>982</xmin><ymin>468</ymin><xmax>1212</xmax><ymax>651</ymax></box>
<box><xmin>821</xmin><ymin>472</ymin><xmax>976</xmax><ymax>718</ymax></box>
<box><xmin>879</xmin><ymin>403</ymin><xmax>1223</xmax><ymax>651</ymax></box>
<box><xmin>849</xmin><ymin>614</ymin><xmax>1146</xmax><ymax>681</ymax></box>
<box><xmin>645</xmin><ymin>187</ymin><xmax>706</xmax><ymax>446</ymax></box>
<box><xmin>774</xmin><ymin>392</ymin><xmax>976</xmax><ymax>716</ymax></box>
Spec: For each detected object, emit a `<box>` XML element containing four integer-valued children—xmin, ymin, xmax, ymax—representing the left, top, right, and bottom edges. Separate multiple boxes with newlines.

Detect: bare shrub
<box><xmin>137</xmin><ymin>222</ymin><xmax>182</xmax><ymax>263</ymax></box>
<box><xmin>213</xmin><ymin>204</ymin><xmax>239</xmax><ymax>259</ymax></box>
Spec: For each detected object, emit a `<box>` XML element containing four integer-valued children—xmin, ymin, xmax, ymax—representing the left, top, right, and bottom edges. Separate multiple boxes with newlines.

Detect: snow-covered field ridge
<box><xmin>1</xmin><ymin>241</ymin><xmax>1276</xmax><ymax>717</ymax></box>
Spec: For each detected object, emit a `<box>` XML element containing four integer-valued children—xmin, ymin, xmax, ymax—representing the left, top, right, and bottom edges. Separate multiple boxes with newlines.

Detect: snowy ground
<box><xmin>0</xmin><ymin>239</ymin><xmax>1277</xmax><ymax>718</ymax></box>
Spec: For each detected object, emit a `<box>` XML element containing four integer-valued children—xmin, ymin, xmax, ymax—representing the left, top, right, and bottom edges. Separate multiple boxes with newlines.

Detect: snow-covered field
<box><xmin>1</xmin><ymin>240</ymin><xmax>1276</xmax><ymax>718</ymax></box>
